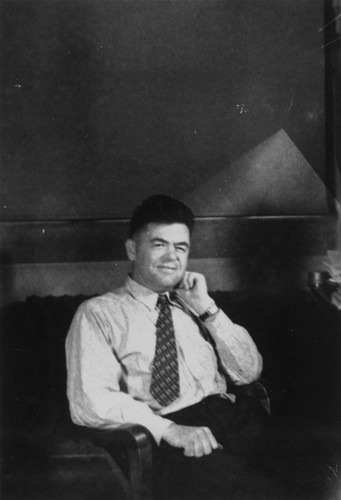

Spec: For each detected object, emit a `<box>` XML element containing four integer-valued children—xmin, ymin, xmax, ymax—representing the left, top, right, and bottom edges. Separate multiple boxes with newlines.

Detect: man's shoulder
<box><xmin>78</xmin><ymin>286</ymin><xmax>129</xmax><ymax>314</ymax></box>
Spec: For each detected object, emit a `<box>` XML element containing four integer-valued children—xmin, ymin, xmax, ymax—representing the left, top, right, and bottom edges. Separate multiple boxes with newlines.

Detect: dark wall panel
<box><xmin>1</xmin><ymin>0</ymin><xmax>326</xmax><ymax>220</ymax></box>
<box><xmin>1</xmin><ymin>217</ymin><xmax>337</xmax><ymax>264</ymax></box>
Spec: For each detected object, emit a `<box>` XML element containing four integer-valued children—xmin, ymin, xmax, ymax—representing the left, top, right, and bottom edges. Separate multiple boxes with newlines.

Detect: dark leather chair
<box><xmin>82</xmin><ymin>424</ymin><xmax>154</xmax><ymax>500</ymax></box>
<box><xmin>1</xmin><ymin>295</ymin><xmax>271</xmax><ymax>500</ymax></box>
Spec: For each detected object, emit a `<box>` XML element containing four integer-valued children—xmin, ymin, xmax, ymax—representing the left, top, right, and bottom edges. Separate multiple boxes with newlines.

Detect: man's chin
<box><xmin>156</xmin><ymin>274</ymin><xmax>182</xmax><ymax>291</ymax></box>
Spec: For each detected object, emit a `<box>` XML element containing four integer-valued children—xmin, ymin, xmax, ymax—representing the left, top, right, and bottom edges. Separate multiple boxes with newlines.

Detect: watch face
<box><xmin>208</xmin><ymin>304</ymin><xmax>219</xmax><ymax>315</ymax></box>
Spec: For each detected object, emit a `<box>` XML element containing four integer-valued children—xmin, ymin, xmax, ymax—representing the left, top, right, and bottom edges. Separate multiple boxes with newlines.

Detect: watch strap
<box><xmin>198</xmin><ymin>301</ymin><xmax>219</xmax><ymax>322</ymax></box>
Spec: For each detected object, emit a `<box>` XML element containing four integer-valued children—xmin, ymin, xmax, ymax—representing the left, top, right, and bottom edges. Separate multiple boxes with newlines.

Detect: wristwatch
<box><xmin>198</xmin><ymin>301</ymin><xmax>220</xmax><ymax>322</ymax></box>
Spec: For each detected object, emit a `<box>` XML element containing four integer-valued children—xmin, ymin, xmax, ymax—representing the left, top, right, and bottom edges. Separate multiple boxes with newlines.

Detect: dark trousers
<box><xmin>152</xmin><ymin>395</ymin><xmax>290</xmax><ymax>500</ymax></box>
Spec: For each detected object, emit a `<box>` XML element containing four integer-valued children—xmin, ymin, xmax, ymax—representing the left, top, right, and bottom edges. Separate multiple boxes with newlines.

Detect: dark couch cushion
<box><xmin>2</xmin><ymin>289</ymin><xmax>340</xmax><ymax>451</ymax></box>
<box><xmin>1</xmin><ymin>295</ymin><xmax>94</xmax><ymax>444</ymax></box>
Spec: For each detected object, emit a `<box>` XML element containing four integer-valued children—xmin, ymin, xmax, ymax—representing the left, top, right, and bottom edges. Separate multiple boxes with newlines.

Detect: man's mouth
<box><xmin>158</xmin><ymin>266</ymin><xmax>177</xmax><ymax>272</ymax></box>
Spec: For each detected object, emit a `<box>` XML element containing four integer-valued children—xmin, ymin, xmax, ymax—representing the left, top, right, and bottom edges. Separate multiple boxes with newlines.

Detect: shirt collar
<box><xmin>125</xmin><ymin>275</ymin><xmax>172</xmax><ymax>311</ymax></box>
<box><xmin>125</xmin><ymin>275</ymin><xmax>186</xmax><ymax>312</ymax></box>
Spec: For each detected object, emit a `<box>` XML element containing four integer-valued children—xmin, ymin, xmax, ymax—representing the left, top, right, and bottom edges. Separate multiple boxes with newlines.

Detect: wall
<box><xmin>0</xmin><ymin>0</ymin><xmax>339</xmax><ymax>305</ymax></box>
<box><xmin>1</xmin><ymin>0</ymin><xmax>329</xmax><ymax>219</ymax></box>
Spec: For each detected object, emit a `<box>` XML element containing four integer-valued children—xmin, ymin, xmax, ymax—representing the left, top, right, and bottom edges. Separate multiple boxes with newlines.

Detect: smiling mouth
<box><xmin>158</xmin><ymin>266</ymin><xmax>177</xmax><ymax>272</ymax></box>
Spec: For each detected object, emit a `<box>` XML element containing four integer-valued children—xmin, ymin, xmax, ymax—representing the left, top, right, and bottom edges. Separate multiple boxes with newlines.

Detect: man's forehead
<box><xmin>140</xmin><ymin>222</ymin><xmax>190</xmax><ymax>241</ymax></box>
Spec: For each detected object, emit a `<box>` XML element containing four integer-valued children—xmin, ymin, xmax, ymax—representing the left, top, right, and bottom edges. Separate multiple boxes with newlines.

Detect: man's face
<box><xmin>126</xmin><ymin>223</ymin><xmax>190</xmax><ymax>293</ymax></box>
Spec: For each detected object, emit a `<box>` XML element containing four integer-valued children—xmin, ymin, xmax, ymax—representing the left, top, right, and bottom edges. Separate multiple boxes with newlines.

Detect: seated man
<box><xmin>65</xmin><ymin>194</ymin><xmax>285</xmax><ymax>499</ymax></box>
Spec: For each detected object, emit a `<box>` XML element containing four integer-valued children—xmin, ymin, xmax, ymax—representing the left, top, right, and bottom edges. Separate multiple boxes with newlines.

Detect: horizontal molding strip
<box><xmin>0</xmin><ymin>216</ymin><xmax>338</xmax><ymax>264</ymax></box>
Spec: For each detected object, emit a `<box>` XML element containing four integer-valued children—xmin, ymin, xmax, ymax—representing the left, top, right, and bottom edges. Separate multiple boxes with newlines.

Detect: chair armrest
<box><xmin>230</xmin><ymin>381</ymin><xmax>271</xmax><ymax>415</ymax></box>
<box><xmin>80</xmin><ymin>424</ymin><xmax>154</xmax><ymax>500</ymax></box>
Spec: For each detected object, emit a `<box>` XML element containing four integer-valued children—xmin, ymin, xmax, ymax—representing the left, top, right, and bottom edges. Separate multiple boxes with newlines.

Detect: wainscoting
<box><xmin>0</xmin><ymin>216</ymin><xmax>338</xmax><ymax>305</ymax></box>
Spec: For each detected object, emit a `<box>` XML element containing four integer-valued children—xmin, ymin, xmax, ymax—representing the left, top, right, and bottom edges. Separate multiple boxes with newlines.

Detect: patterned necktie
<box><xmin>150</xmin><ymin>294</ymin><xmax>180</xmax><ymax>407</ymax></box>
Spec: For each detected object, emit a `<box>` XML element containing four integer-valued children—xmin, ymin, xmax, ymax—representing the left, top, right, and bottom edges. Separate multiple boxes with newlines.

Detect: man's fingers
<box><xmin>177</xmin><ymin>274</ymin><xmax>189</xmax><ymax>290</ymax></box>
<box><xmin>184</xmin><ymin>443</ymin><xmax>196</xmax><ymax>457</ymax></box>
<box><xmin>179</xmin><ymin>272</ymin><xmax>200</xmax><ymax>290</ymax></box>
<box><xmin>183</xmin><ymin>427</ymin><xmax>217</xmax><ymax>457</ymax></box>
<box><xmin>184</xmin><ymin>442</ymin><xmax>208</xmax><ymax>457</ymax></box>
<box><xmin>163</xmin><ymin>423</ymin><xmax>221</xmax><ymax>458</ymax></box>
<box><xmin>201</xmin><ymin>438</ymin><xmax>214</xmax><ymax>456</ymax></box>
<box><xmin>186</xmin><ymin>273</ymin><xmax>196</xmax><ymax>290</ymax></box>
<box><xmin>203</xmin><ymin>426</ymin><xmax>220</xmax><ymax>450</ymax></box>
<box><xmin>179</xmin><ymin>272</ymin><xmax>195</xmax><ymax>290</ymax></box>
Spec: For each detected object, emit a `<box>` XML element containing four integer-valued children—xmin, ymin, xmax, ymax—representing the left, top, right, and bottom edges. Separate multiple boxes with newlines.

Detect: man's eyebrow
<box><xmin>151</xmin><ymin>237</ymin><xmax>190</xmax><ymax>248</ymax></box>
<box><xmin>175</xmin><ymin>241</ymin><xmax>190</xmax><ymax>248</ymax></box>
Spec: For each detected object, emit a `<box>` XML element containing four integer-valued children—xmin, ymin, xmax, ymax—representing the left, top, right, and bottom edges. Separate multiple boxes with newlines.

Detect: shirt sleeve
<box><xmin>203</xmin><ymin>309</ymin><xmax>263</xmax><ymax>385</ymax></box>
<box><xmin>65</xmin><ymin>301</ymin><xmax>173</xmax><ymax>444</ymax></box>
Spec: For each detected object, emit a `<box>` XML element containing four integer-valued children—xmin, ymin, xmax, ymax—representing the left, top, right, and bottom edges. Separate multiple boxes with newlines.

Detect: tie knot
<box><xmin>157</xmin><ymin>294</ymin><xmax>169</xmax><ymax>308</ymax></box>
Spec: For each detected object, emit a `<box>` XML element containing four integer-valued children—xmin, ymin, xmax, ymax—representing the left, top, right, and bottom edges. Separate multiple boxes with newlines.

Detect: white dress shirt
<box><xmin>65</xmin><ymin>276</ymin><xmax>262</xmax><ymax>443</ymax></box>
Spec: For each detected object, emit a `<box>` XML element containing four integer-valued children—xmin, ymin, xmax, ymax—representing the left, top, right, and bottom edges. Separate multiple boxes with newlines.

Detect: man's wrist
<box><xmin>198</xmin><ymin>300</ymin><xmax>220</xmax><ymax>322</ymax></box>
<box><xmin>192</xmin><ymin>296</ymin><xmax>214</xmax><ymax>315</ymax></box>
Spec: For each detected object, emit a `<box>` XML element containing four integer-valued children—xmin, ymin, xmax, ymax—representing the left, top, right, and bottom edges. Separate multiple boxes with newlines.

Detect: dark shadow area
<box><xmin>1</xmin><ymin>291</ymin><xmax>341</xmax><ymax>499</ymax></box>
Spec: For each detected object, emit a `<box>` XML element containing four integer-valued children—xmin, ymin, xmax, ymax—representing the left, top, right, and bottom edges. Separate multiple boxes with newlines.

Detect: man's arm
<box><xmin>65</xmin><ymin>300</ymin><xmax>173</xmax><ymax>444</ymax></box>
<box><xmin>175</xmin><ymin>271</ymin><xmax>263</xmax><ymax>384</ymax></box>
<box><xmin>163</xmin><ymin>271</ymin><xmax>262</xmax><ymax>457</ymax></box>
<box><xmin>66</xmin><ymin>299</ymin><xmax>221</xmax><ymax>457</ymax></box>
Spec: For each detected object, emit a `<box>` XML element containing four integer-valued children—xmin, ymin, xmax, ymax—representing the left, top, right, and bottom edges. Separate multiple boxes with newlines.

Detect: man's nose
<box><xmin>165</xmin><ymin>246</ymin><xmax>177</xmax><ymax>260</ymax></box>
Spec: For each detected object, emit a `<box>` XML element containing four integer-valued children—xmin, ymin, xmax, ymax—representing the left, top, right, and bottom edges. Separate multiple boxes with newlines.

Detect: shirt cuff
<box><xmin>136</xmin><ymin>413</ymin><xmax>174</xmax><ymax>445</ymax></box>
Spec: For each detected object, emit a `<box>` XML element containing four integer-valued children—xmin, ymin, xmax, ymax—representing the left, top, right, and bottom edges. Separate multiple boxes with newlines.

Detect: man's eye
<box><xmin>176</xmin><ymin>246</ymin><xmax>187</xmax><ymax>253</ymax></box>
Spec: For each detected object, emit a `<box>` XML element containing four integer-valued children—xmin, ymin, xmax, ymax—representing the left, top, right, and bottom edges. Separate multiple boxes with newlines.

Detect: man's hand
<box><xmin>162</xmin><ymin>422</ymin><xmax>222</xmax><ymax>457</ymax></box>
<box><xmin>175</xmin><ymin>272</ymin><xmax>212</xmax><ymax>315</ymax></box>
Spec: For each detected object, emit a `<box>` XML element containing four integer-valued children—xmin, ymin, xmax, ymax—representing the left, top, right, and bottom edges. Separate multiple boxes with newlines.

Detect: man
<box><xmin>66</xmin><ymin>195</ymin><xmax>284</xmax><ymax>499</ymax></box>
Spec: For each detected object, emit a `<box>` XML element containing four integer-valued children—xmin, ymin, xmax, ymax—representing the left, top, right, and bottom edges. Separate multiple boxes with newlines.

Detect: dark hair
<box><xmin>129</xmin><ymin>194</ymin><xmax>195</xmax><ymax>237</ymax></box>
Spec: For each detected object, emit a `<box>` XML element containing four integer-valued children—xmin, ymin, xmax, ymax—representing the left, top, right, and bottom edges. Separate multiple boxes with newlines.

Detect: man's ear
<box><xmin>125</xmin><ymin>238</ymin><xmax>136</xmax><ymax>262</ymax></box>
